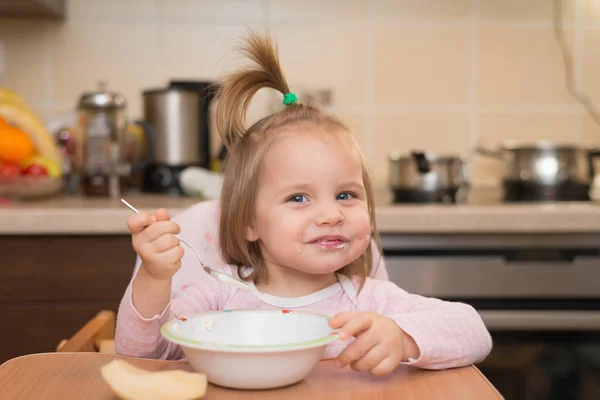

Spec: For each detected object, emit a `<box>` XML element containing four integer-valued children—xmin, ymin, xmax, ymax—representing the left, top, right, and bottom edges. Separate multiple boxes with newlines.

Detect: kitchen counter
<box><xmin>0</xmin><ymin>194</ymin><xmax>199</xmax><ymax>235</ymax></box>
<box><xmin>2</xmin><ymin>194</ymin><xmax>600</xmax><ymax>234</ymax></box>
<box><xmin>375</xmin><ymin>202</ymin><xmax>600</xmax><ymax>233</ymax></box>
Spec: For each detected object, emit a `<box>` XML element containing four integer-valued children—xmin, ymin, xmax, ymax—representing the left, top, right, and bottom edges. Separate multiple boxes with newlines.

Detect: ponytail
<box><xmin>215</xmin><ymin>32</ymin><xmax>292</xmax><ymax>150</ymax></box>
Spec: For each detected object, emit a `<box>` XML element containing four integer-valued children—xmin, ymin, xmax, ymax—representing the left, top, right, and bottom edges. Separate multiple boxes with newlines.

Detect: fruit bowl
<box><xmin>161</xmin><ymin>309</ymin><xmax>338</xmax><ymax>390</ymax></box>
<box><xmin>0</xmin><ymin>175</ymin><xmax>63</xmax><ymax>199</ymax></box>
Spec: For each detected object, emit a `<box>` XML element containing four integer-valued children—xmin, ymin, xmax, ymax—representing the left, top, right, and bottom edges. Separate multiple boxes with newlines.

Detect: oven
<box><xmin>382</xmin><ymin>233</ymin><xmax>600</xmax><ymax>400</ymax></box>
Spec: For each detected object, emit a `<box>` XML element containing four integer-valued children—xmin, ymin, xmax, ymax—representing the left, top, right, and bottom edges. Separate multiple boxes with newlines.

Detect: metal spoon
<box><xmin>120</xmin><ymin>198</ymin><xmax>249</xmax><ymax>290</ymax></box>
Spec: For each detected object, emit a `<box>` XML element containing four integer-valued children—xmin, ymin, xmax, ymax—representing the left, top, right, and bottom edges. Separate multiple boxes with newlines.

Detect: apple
<box><xmin>21</xmin><ymin>156</ymin><xmax>60</xmax><ymax>177</ymax></box>
<box><xmin>22</xmin><ymin>163</ymin><xmax>49</xmax><ymax>177</ymax></box>
<box><xmin>0</xmin><ymin>162</ymin><xmax>21</xmax><ymax>177</ymax></box>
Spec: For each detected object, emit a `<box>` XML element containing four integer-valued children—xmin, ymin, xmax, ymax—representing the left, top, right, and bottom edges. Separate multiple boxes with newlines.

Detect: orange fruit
<box><xmin>0</xmin><ymin>124</ymin><xmax>36</xmax><ymax>164</ymax></box>
<box><xmin>0</xmin><ymin>117</ymin><xmax>10</xmax><ymax>129</ymax></box>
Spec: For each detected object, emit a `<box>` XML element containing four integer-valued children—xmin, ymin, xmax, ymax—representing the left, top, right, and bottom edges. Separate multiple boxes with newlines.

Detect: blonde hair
<box><xmin>215</xmin><ymin>31</ymin><xmax>380</xmax><ymax>286</ymax></box>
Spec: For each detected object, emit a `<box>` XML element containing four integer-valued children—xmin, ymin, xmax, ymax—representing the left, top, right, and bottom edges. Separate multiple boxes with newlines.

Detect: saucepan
<box><xmin>388</xmin><ymin>151</ymin><xmax>470</xmax><ymax>203</ymax></box>
<box><xmin>475</xmin><ymin>140</ymin><xmax>600</xmax><ymax>201</ymax></box>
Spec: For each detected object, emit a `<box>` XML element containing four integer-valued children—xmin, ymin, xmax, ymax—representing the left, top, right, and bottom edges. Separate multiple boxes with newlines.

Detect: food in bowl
<box><xmin>202</xmin><ymin>318</ymin><xmax>214</xmax><ymax>332</ymax></box>
<box><xmin>161</xmin><ymin>309</ymin><xmax>338</xmax><ymax>390</ymax></box>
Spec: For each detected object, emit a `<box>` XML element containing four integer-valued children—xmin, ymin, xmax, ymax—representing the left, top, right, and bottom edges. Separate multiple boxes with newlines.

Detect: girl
<box><xmin>116</xmin><ymin>32</ymin><xmax>492</xmax><ymax>376</ymax></box>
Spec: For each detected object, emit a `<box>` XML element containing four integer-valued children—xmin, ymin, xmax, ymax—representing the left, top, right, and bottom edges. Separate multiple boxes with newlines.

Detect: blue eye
<box><xmin>337</xmin><ymin>192</ymin><xmax>355</xmax><ymax>201</ymax></box>
<box><xmin>289</xmin><ymin>194</ymin><xmax>308</xmax><ymax>203</ymax></box>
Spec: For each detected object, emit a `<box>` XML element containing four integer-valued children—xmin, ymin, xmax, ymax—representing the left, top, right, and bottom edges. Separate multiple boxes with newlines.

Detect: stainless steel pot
<box><xmin>388</xmin><ymin>151</ymin><xmax>470</xmax><ymax>203</ymax></box>
<box><xmin>477</xmin><ymin>141</ymin><xmax>591</xmax><ymax>184</ymax></box>
<box><xmin>476</xmin><ymin>141</ymin><xmax>600</xmax><ymax>201</ymax></box>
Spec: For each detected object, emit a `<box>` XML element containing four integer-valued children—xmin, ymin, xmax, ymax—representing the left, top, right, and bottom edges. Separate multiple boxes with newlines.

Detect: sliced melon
<box><xmin>100</xmin><ymin>359</ymin><xmax>207</xmax><ymax>400</ymax></box>
<box><xmin>0</xmin><ymin>100</ymin><xmax>61</xmax><ymax>165</ymax></box>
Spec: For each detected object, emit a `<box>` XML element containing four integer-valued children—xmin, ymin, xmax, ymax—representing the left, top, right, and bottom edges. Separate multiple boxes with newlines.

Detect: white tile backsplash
<box><xmin>0</xmin><ymin>41</ymin><xmax>4</xmax><ymax>78</ymax></box>
<box><xmin>68</xmin><ymin>0</ymin><xmax>159</xmax><ymax>22</ymax></box>
<box><xmin>162</xmin><ymin>0</ymin><xmax>264</xmax><ymax>23</ymax></box>
<box><xmin>0</xmin><ymin>0</ymin><xmax>598</xmax><ymax>187</ymax></box>
<box><xmin>373</xmin><ymin>0</ymin><xmax>472</xmax><ymax>21</ymax></box>
<box><xmin>268</xmin><ymin>0</ymin><xmax>368</xmax><ymax>23</ymax></box>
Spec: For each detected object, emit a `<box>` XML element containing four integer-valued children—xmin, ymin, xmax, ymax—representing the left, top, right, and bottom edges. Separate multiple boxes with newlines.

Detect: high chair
<box><xmin>56</xmin><ymin>310</ymin><xmax>116</xmax><ymax>354</ymax></box>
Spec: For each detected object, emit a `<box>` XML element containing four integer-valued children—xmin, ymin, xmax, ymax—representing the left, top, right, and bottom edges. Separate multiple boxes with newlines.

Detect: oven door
<box><xmin>383</xmin><ymin>246</ymin><xmax>600</xmax><ymax>400</ymax></box>
<box><xmin>477</xmin><ymin>310</ymin><xmax>600</xmax><ymax>400</ymax></box>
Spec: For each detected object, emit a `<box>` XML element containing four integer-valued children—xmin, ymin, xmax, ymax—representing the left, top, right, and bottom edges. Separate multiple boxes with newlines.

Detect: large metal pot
<box><xmin>388</xmin><ymin>151</ymin><xmax>470</xmax><ymax>203</ymax></box>
<box><xmin>476</xmin><ymin>140</ymin><xmax>600</xmax><ymax>201</ymax></box>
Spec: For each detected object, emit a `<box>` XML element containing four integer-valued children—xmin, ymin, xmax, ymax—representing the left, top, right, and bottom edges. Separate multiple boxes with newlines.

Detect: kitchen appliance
<box><xmin>388</xmin><ymin>151</ymin><xmax>469</xmax><ymax>203</ymax></box>
<box><xmin>477</xmin><ymin>141</ymin><xmax>600</xmax><ymax>202</ymax></box>
<box><xmin>142</xmin><ymin>81</ymin><xmax>217</xmax><ymax>195</ymax></box>
<box><xmin>382</xmin><ymin>232</ymin><xmax>600</xmax><ymax>400</ymax></box>
<box><xmin>76</xmin><ymin>83</ymin><xmax>152</xmax><ymax>197</ymax></box>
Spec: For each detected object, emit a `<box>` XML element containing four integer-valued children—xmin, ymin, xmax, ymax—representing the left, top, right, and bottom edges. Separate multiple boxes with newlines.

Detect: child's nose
<box><xmin>315</xmin><ymin>202</ymin><xmax>344</xmax><ymax>226</ymax></box>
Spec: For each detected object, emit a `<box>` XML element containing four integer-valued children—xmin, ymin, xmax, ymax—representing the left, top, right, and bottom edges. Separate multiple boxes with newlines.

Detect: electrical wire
<box><xmin>553</xmin><ymin>0</ymin><xmax>600</xmax><ymax>129</ymax></box>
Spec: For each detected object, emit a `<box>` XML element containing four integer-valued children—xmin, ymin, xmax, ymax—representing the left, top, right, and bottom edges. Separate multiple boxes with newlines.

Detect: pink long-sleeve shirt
<box><xmin>115</xmin><ymin>200</ymin><xmax>492</xmax><ymax>370</ymax></box>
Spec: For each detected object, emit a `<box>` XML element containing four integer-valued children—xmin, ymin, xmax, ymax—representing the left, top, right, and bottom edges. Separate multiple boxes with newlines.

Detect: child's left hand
<box><xmin>328</xmin><ymin>312</ymin><xmax>420</xmax><ymax>376</ymax></box>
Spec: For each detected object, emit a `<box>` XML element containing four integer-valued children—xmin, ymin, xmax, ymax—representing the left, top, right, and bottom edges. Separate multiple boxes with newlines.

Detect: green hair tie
<box><xmin>283</xmin><ymin>92</ymin><xmax>298</xmax><ymax>105</ymax></box>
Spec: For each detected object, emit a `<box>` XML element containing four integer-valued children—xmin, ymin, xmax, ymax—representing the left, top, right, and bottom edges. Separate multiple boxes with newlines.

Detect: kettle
<box><xmin>141</xmin><ymin>80</ymin><xmax>217</xmax><ymax>195</ymax></box>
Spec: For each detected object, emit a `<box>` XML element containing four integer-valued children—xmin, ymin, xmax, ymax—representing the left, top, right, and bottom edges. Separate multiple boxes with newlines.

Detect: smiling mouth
<box><xmin>306</xmin><ymin>236</ymin><xmax>349</xmax><ymax>250</ymax></box>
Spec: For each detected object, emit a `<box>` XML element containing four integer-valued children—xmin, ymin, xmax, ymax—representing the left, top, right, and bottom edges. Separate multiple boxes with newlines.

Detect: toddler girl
<box><xmin>116</xmin><ymin>32</ymin><xmax>492</xmax><ymax>376</ymax></box>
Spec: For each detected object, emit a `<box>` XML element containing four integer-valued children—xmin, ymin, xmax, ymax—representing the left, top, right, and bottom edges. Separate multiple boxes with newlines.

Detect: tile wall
<box><xmin>1</xmin><ymin>0</ymin><xmax>599</xmax><ymax>187</ymax></box>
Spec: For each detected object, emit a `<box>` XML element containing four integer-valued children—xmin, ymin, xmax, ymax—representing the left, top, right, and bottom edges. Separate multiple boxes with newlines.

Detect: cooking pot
<box><xmin>388</xmin><ymin>151</ymin><xmax>470</xmax><ymax>203</ymax></box>
<box><xmin>476</xmin><ymin>140</ymin><xmax>600</xmax><ymax>201</ymax></box>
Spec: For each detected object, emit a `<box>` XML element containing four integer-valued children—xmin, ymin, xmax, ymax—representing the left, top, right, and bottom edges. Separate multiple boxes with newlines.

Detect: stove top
<box><xmin>384</xmin><ymin>185</ymin><xmax>593</xmax><ymax>205</ymax></box>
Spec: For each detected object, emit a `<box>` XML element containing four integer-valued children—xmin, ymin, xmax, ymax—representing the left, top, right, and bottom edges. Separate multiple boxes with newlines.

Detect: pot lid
<box><xmin>389</xmin><ymin>151</ymin><xmax>465</xmax><ymax>162</ymax></box>
<box><xmin>78</xmin><ymin>81</ymin><xmax>126</xmax><ymax>110</ymax></box>
<box><xmin>500</xmin><ymin>140</ymin><xmax>580</xmax><ymax>151</ymax></box>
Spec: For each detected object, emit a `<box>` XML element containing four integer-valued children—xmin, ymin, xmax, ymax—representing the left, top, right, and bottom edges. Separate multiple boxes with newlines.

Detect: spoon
<box><xmin>120</xmin><ymin>198</ymin><xmax>249</xmax><ymax>290</ymax></box>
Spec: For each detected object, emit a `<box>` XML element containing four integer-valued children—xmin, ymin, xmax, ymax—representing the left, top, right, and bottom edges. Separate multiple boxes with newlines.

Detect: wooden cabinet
<box><xmin>0</xmin><ymin>236</ymin><xmax>135</xmax><ymax>363</ymax></box>
<box><xmin>0</xmin><ymin>0</ymin><xmax>65</xmax><ymax>19</ymax></box>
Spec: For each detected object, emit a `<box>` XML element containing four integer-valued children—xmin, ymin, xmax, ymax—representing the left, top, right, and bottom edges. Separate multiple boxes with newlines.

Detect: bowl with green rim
<box><xmin>161</xmin><ymin>308</ymin><xmax>338</xmax><ymax>389</ymax></box>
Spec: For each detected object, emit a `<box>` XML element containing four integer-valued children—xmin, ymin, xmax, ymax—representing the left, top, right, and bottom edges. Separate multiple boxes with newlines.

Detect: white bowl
<box><xmin>161</xmin><ymin>309</ymin><xmax>337</xmax><ymax>389</ymax></box>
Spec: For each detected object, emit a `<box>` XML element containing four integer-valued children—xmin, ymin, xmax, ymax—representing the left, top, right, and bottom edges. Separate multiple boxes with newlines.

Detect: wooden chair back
<box><xmin>56</xmin><ymin>310</ymin><xmax>115</xmax><ymax>354</ymax></box>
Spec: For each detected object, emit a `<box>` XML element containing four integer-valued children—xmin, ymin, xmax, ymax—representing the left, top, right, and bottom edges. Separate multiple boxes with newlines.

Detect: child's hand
<box><xmin>328</xmin><ymin>312</ymin><xmax>420</xmax><ymax>376</ymax></box>
<box><xmin>127</xmin><ymin>208</ymin><xmax>184</xmax><ymax>281</ymax></box>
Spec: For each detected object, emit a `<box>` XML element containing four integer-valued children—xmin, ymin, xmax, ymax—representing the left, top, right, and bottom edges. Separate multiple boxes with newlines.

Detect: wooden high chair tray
<box><xmin>0</xmin><ymin>352</ymin><xmax>502</xmax><ymax>399</ymax></box>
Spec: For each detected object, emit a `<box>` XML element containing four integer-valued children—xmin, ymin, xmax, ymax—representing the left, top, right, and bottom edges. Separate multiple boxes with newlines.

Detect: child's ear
<box><xmin>246</xmin><ymin>225</ymin><xmax>259</xmax><ymax>242</ymax></box>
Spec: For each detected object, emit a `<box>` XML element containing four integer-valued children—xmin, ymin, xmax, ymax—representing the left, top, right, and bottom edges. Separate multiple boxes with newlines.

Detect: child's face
<box><xmin>248</xmin><ymin>132</ymin><xmax>371</xmax><ymax>277</ymax></box>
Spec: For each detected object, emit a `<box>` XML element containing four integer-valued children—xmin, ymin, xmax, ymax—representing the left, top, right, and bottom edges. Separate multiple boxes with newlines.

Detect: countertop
<box><xmin>2</xmin><ymin>192</ymin><xmax>600</xmax><ymax>234</ymax></box>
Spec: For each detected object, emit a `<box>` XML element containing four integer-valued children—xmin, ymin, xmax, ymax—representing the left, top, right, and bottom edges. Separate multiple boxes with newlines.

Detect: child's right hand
<box><xmin>127</xmin><ymin>208</ymin><xmax>184</xmax><ymax>281</ymax></box>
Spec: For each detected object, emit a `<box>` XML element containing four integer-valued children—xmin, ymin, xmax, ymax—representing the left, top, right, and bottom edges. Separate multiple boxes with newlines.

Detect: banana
<box><xmin>0</xmin><ymin>97</ymin><xmax>62</xmax><ymax>165</ymax></box>
<box><xmin>0</xmin><ymin>88</ymin><xmax>30</xmax><ymax>110</ymax></box>
<box><xmin>100</xmin><ymin>359</ymin><xmax>207</xmax><ymax>400</ymax></box>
